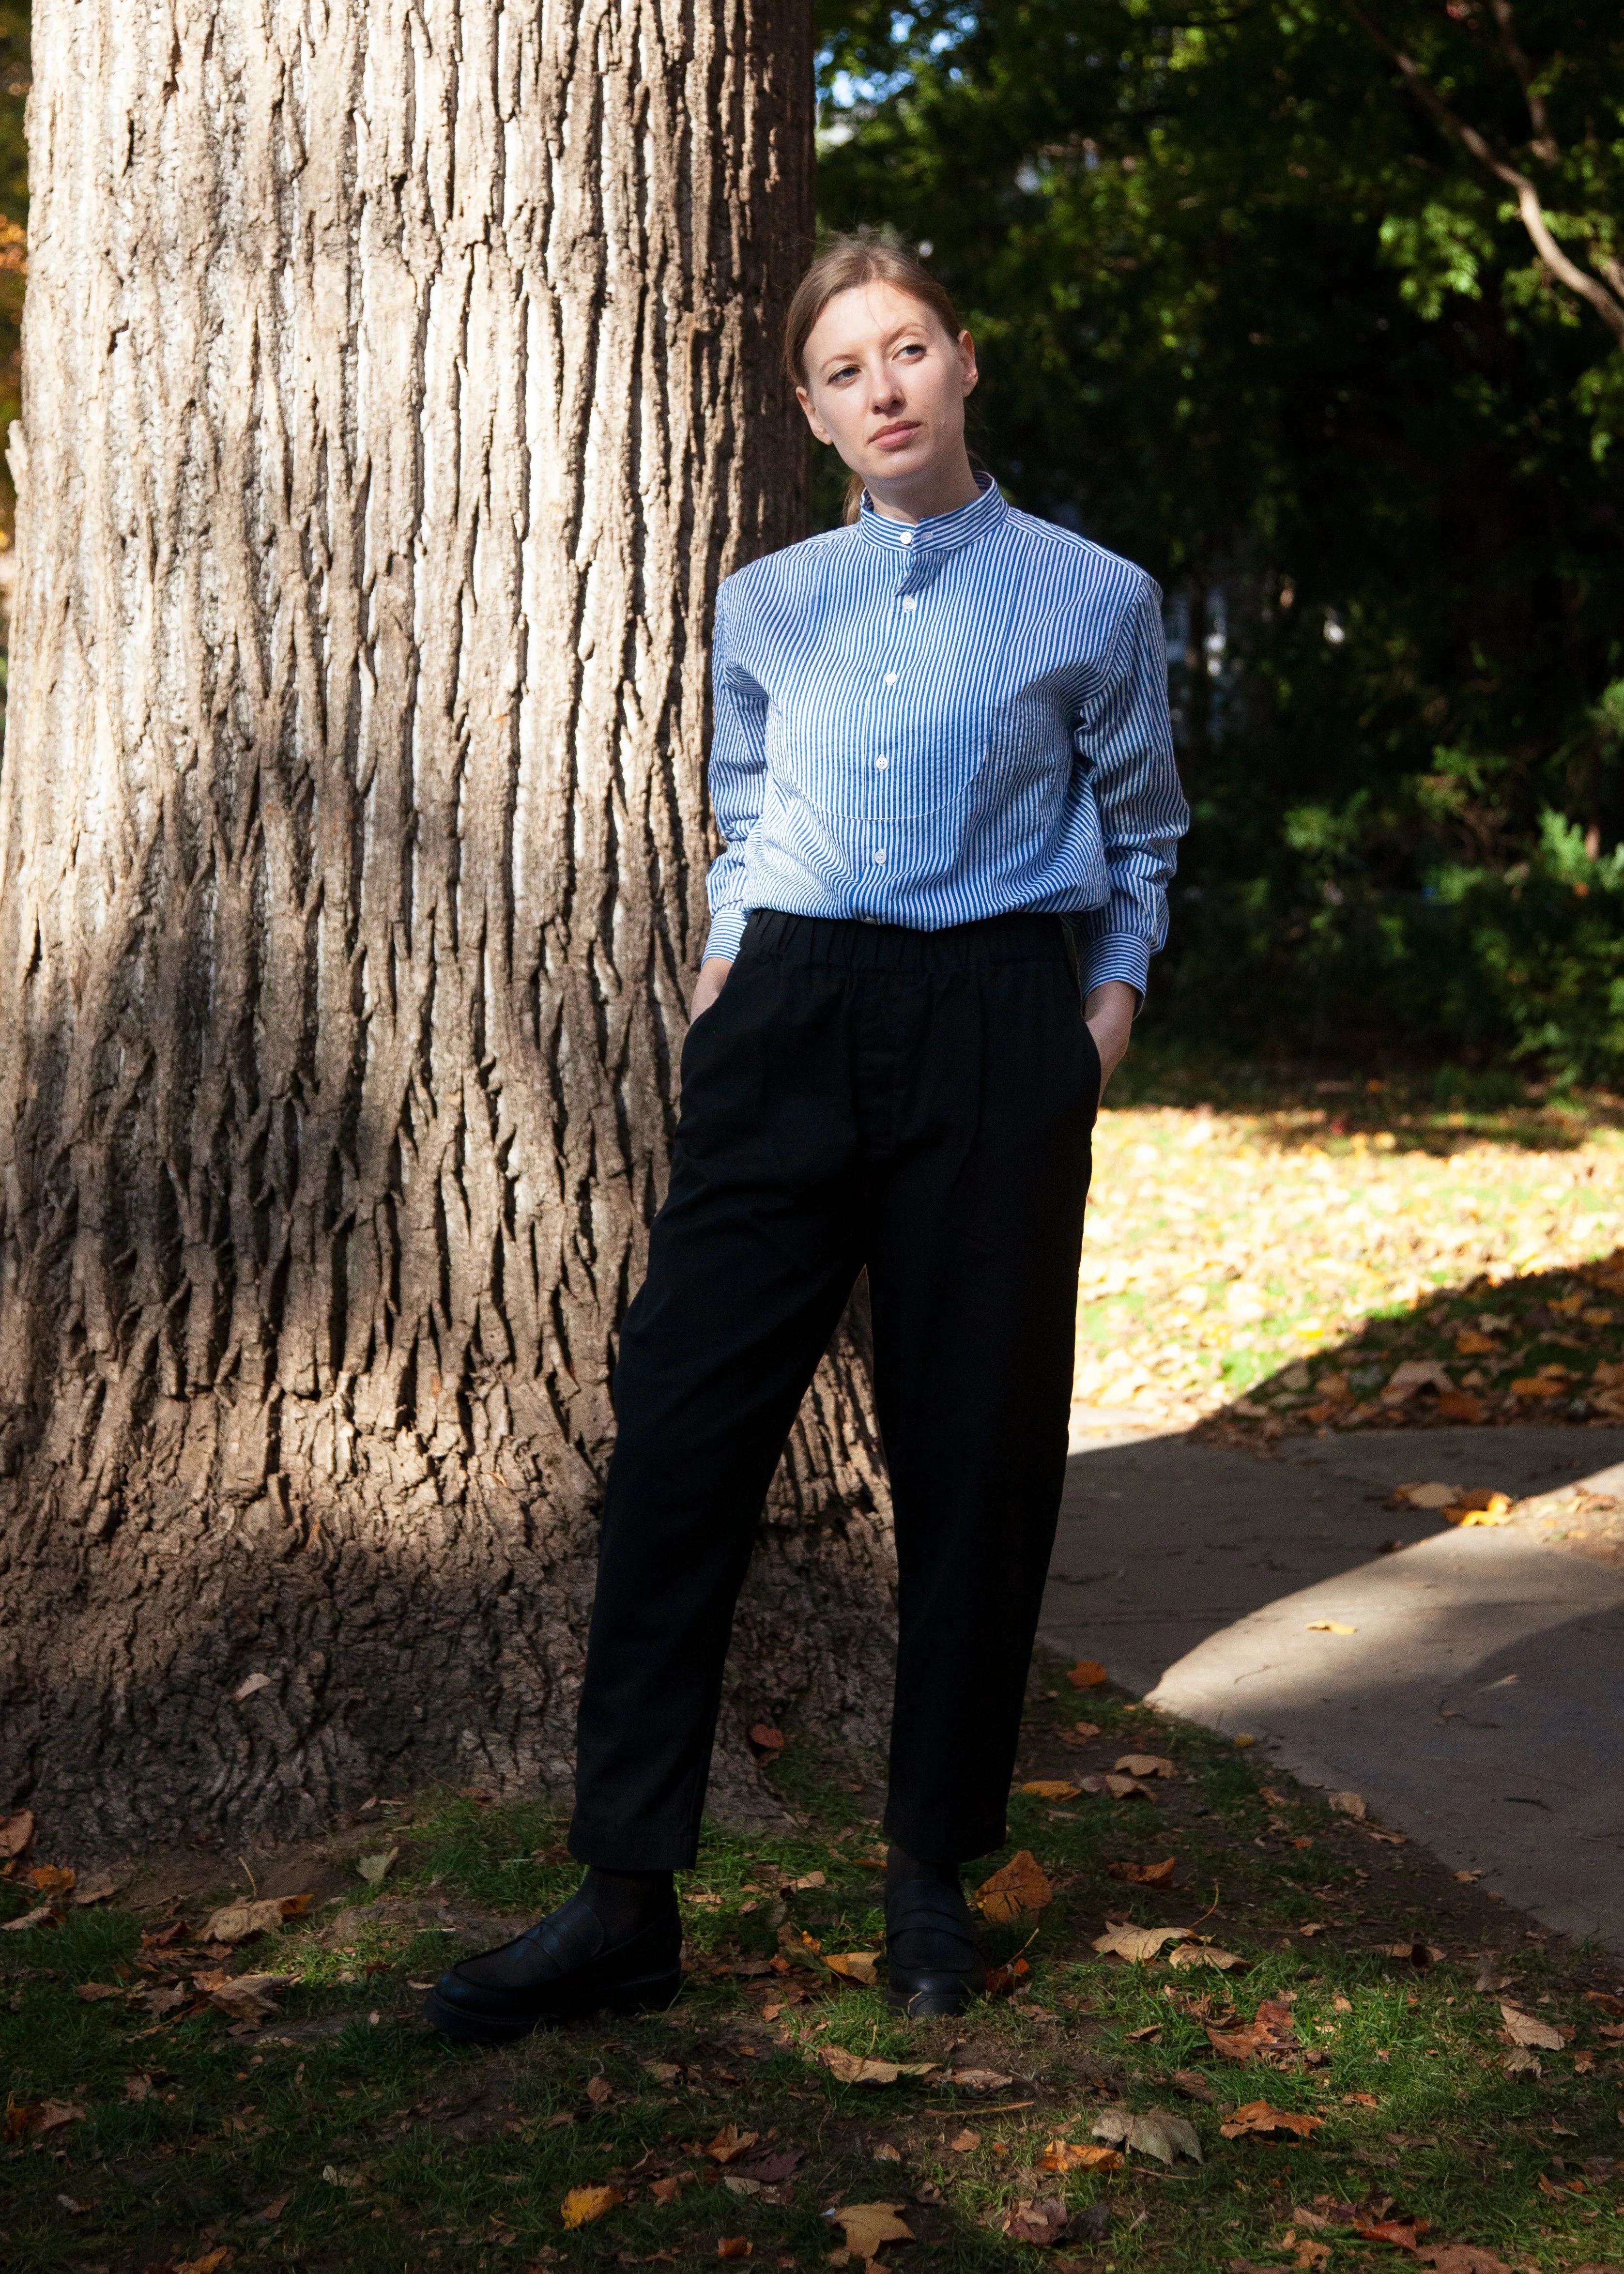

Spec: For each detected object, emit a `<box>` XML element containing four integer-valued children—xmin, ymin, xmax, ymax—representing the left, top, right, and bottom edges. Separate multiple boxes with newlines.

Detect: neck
<box><xmin>865</xmin><ymin>450</ymin><xmax>982</xmax><ymax>526</ymax></box>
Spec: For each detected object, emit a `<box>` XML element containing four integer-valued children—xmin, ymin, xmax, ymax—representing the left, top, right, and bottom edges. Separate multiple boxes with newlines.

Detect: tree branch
<box><xmin>1343</xmin><ymin>1</ymin><xmax>1624</xmax><ymax>350</ymax></box>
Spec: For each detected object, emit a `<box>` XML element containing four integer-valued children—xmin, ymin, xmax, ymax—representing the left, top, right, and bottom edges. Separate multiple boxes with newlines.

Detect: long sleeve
<box><xmin>1072</xmin><ymin>576</ymin><xmax>1189</xmax><ymax>1001</ymax></box>
<box><xmin>702</xmin><ymin>582</ymin><xmax>769</xmax><ymax>962</ymax></box>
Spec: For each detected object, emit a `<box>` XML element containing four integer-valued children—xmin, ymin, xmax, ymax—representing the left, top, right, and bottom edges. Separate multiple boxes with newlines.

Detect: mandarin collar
<box><xmin>856</xmin><ymin>472</ymin><xmax>1007</xmax><ymax>557</ymax></box>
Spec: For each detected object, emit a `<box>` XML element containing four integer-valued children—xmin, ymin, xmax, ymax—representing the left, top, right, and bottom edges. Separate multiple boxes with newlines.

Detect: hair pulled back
<box><xmin>784</xmin><ymin>229</ymin><xmax>965</xmax><ymax>526</ymax></box>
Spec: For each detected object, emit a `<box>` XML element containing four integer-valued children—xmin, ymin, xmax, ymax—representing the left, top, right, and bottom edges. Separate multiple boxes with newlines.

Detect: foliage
<box><xmin>814</xmin><ymin>4</ymin><xmax>1624</xmax><ymax>1074</ymax></box>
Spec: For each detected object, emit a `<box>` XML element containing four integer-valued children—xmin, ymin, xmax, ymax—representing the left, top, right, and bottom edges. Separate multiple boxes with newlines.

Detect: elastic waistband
<box><xmin>739</xmin><ymin>907</ymin><xmax>1074</xmax><ymax>974</ymax></box>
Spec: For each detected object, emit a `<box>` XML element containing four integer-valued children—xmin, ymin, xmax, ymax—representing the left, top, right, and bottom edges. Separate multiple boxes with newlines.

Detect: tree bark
<box><xmin>0</xmin><ymin>0</ymin><xmax>895</xmax><ymax>1859</ymax></box>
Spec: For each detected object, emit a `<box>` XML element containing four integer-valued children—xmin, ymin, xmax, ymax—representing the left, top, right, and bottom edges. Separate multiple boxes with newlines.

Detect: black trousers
<box><xmin>568</xmin><ymin>908</ymin><xmax>1100</xmax><ymax>1868</ymax></box>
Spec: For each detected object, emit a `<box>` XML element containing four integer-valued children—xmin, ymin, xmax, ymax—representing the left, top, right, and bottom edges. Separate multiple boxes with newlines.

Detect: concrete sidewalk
<box><xmin>1037</xmin><ymin>1423</ymin><xmax>1624</xmax><ymax>1954</ymax></box>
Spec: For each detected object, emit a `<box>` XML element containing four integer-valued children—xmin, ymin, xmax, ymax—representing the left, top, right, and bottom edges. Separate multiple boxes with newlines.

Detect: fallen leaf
<box><xmin>1092</xmin><ymin>1922</ymin><xmax>1191</xmax><ymax>1962</ymax></box>
<box><xmin>0</xmin><ymin>1810</ymin><xmax>33</xmax><ymax>1857</ymax></box>
<box><xmin>817</xmin><ymin>2044</ymin><xmax>937</xmax><ymax>2087</ymax></box>
<box><xmin>650</xmin><ymin>2175</ymin><xmax>683</xmax><ymax>2203</ymax></box>
<box><xmin>4</xmin><ymin>2096</ymin><xmax>85</xmax><ymax>2138</ymax></box>
<box><xmin>1103</xmin><ymin>1772</ymin><xmax>1155</xmax><ymax>1799</ymax></box>
<box><xmin>705</xmin><ymin>2125</ymin><xmax>760</xmax><ymax>2164</ymax></box>
<box><xmin>717</xmin><ymin>2242</ymin><xmax>752</xmax><ymax>2261</ymax></box>
<box><xmin>791</xmin><ymin>1869</ymin><xmax>827</xmax><ymax>1890</ymax></box>
<box><xmin>1501</xmin><ymin>2046</ymin><xmax>1541</xmax><ymax>2078</ymax></box>
<box><xmin>1328</xmin><ymin>1791</ymin><xmax>1366</xmax><ymax>1819</ymax></box>
<box><xmin>29</xmin><ymin>1864</ymin><xmax>76</xmax><ymax>1897</ymax></box>
<box><xmin>232</xmin><ymin>1671</ymin><xmax>274</xmax><ymax>1701</ymax></box>
<box><xmin>1306</xmin><ymin>1620</ymin><xmax>1357</xmax><ymax>1634</ymax></box>
<box><xmin>203</xmin><ymin>1971</ymin><xmax>290</xmax><ymax>2024</ymax></box>
<box><xmin>823</xmin><ymin>1951</ymin><xmax>879</xmax><ymax>1985</ymax></box>
<box><xmin>1108</xmin><ymin>1856</ymin><xmax>1176</xmax><ymax>1886</ymax></box>
<box><xmin>1</xmin><ymin>1904</ymin><xmax>53</xmax><ymax>1933</ymax></box>
<box><xmin>1169</xmin><ymin>1941</ymin><xmax>1246</xmax><ymax>1971</ymax></box>
<box><xmin>1394</xmin><ymin>1481</ymin><xmax>1464</xmax><ymax>1508</ymax></box>
<box><xmin>975</xmin><ymin>1849</ymin><xmax>1052</xmax><ymax>1922</ymax></box>
<box><xmin>124</xmin><ymin>2073</ymin><xmax>153</xmax><ymax>2101</ymax></box>
<box><xmin>174</xmin><ymin>2252</ymin><xmax>233</xmax><ymax>2274</ymax></box>
<box><xmin>586</xmin><ymin>2074</ymin><xmax>613</xmax><ymax>2106</ymax></box>
<box><xmin>203</xmin><ymin>1894</ymin><xmax>312</xmax><ymax>1943</ymax></box>
<box><xmin>1500</xmin><ymin>2002</ymin><xmax>1566</xmax><ymax>2051</ymax></box>
<box><xmin>1067</xmin><ymin>1659</ymin><xmax>1108</xmax><ymax>1688</ymax></box>
<box><xmin>1090</xmin><ymin>2105</ymin><xmax>1203</xmax><ymax>2164</ymax></box>
<box><xmin>356</xmin><ymin>1847</ymin><xmax>398</xmax><ymax>1885</ymax></box>
<box><xmin>1413</xmin><ymin>2249</ymin><xmax>1514</xmax><ymax>2274</ymax></box>
<box><xmin>1115</xmin><ymin>1752</ymin><xmax>1177</xmax><ymax>1778</ymax></box>
<box><xmin>1342</xmin><ymin>2090</ymin><xmax>1380</xmax><ymax>2107</ymax></box>
<box><xmin>748</xmin><ymin>1723</ymin><xmax>785</xmax><ymax>1752</ymax></box>
<box><xmin>1003</xmin><ymin>2197</ymin><xmax>1071</xmax><ymax>2244</ymax></box>
<box><xmin>1021</xmin><ymin>1781</ymin><xmax>1082</xmax><ymax>1801</ymax></box>
<box><xmin>1220</xmin><ymin>2100</ymin><xmax>1325</xmax><ymax>2140</ymax></box>
<box><xmin>255</xmin><ymin>2192</ymin><xmax>293</xmax><ymax>2222</ymax></box>
<box><xmin>1170</xmin><ymin>2068</ymin><xmax>1220</xmax><ymax>2102</ymax></box>
<box><xmin>833</xmin><ymin>2201</ymin><xmax>913</xmax><ymax>2257</ymax></box>
<box><xmin>75</xmin><ymin>1981</ymin><xmax>124</xmax><ymax>2001</ymax></box>
<box><xmin>949</xmin><ymin>2128</ymin><xmax>981</xmax><ymax>2151</ymax></box>
<box><xmin>72</xmin><ymin>1871</ymin><xmax>118</xmax><ymax>1906</ymax></box>
<box><xmin>1072</xmin><ymin>1720</ymin><xmax>1101</xmax><ymax>1738</ymax></box>
<box><xmin>1385</xmin><ymin>1360</ymin><xmax>1454</xmax><ymax>1399</ymax></box>
<box><xmin>940</xmin><ymin>2066</ymin><xmax>1014</xmax><ymax>2092</ymax></box>
<box><xmin>1041</xmin><ymin>2139</ymin><xmax>1123</xmax><ymax>2171</ymax></box>
<box><xmin>561</xmin><ymin>2184</ymin><xmax>624</xmax><ymax>2228</ymax></box>
<box><xmin>1207</xmin><ymin>1998</ymin><xmax>1299</xmax><ymax>2062</ymax></box>
<box><xmin>1355</xmin><ymin>2215</ymin><xmax>1428</xmax><ymax>2251</ymax></box>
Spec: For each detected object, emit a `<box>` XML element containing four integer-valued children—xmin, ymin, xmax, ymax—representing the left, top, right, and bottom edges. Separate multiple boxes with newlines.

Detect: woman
<box><xmin>427</xmin><ymin>232</ymin><xmax>1188</xmax><ymax>2042</ymax></box>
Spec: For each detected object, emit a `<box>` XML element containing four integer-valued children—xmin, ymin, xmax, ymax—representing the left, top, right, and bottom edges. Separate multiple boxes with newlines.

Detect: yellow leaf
<box><xmin>1306</xmin><ymin>1620</ymin><xmax>1357</xmax><ymax>1634</ymax></box>
<box><xmin>1092</xmin><ymin>1922</ymin><xmax>1190</xmax><ymax>1962</ymax></box>
<box><xmin>823</xmin><ymin>1951</ymin><xmax>879</xmax><ymax>1985</ymax></box>
<box><xmin>833</xmin><ymin>2202</ymin><xmax>914</xmax><ymax>2257</ymax></box>
<box><xmin>1020</xmin><ymin>1780</ymin><xmax>1081</xmax><ymax>1800</ymax></box>
<box><xmin>174</xmin><ymin>2252</ymin><xmax>233</xmax><ymax>2274</ymax></box>
<box><xmin>1114</xmin><ymin>1752</ymin><xmax>1177</xmax><ymax>1778</ymax></box>
<box><xmin>974</xmin><ymin>1848</ymin><xmax>1053</xmax><ymax>1922</ymax></box>
<box><xmin>704</xmin><ymin>2124</ymin><xmax>760</xmax><ymax>2164</ymax></box>
<box><xmin>561</xmin><ymin>2184</ymin><xmax>624</xmax><ymax>2228</ymax></box>
<box><xmin>1040</xmin><ymin>2138</ymin><xmax>1123</xmax><ymax>2171</ymax></box>
<box><xmin>817</xmin><ymin>2044</ymin><xmax>936</xmax><ymax>2087</ymax></box>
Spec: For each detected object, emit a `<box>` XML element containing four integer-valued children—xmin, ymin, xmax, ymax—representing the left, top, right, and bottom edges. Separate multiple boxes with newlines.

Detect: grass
<box><xmin>6</xmin><ymin>1681</ymin><xmax>1623</xmax><ymax>2273</ymax></box>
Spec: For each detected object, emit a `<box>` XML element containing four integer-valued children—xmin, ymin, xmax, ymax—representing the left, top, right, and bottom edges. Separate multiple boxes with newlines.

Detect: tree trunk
<box><xmin>0</xmin><ymin>0</ymin><xmax>895</xmax><ymax>1859</ymax></box>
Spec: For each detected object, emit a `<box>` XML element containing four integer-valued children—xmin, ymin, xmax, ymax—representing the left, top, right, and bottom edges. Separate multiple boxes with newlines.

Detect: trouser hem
<box><xmin>567</xmin><ymin>1817</ymin><xmax>701</xmax><ymax>1873</ymax></box>
<box><xmin>881</xmin><ymin>1807</ymin><xmax>1008</xmax><ymax>1867</ymax></box>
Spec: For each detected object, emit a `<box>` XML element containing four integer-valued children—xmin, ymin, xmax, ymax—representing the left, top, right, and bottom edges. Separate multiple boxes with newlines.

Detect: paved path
<box><xmin>1038</xmin><ymin>1424</ymin><xmax>1624</xmax><ymax>1954</ymax></box>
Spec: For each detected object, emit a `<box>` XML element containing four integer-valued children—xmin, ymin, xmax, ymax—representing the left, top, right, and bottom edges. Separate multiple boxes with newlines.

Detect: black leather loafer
<box><xmin>423</xmin><ymin>1891</ymin><xmax>682</xmax><ymax>2044</ymax></box>
<box><xmin>884</xmin><ymin>1872</ymin><xmax>986</xmax><ymax>2017</ymax></box>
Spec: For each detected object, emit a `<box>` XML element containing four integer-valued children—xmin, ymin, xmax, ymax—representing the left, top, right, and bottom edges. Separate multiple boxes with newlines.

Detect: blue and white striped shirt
<box><xmin>703</xmin><ymin>475</ymin><xmax>1189</xmax><ymax>996</ymax></box>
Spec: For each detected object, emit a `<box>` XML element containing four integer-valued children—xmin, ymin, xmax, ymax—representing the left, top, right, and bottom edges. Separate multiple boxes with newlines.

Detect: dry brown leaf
<box><xmin>1092</xmin><ymin>1922</ymin><xmax>1191</xmax><ymax>1962</ymax></box>
<box><xmin>123</xmin><ymin>2074</ymin><xmax>153</xmax><ymax>2101</ymax></box>
<box><xmin>71</xmin><ymin>1871</ymin><xmax>117</xmax><ymax>1906</ymax></box>
<box><xmin>1107</xmin><ymin>1856</ymin><xmax>1175</xmax><ymax>1886</ymax></box>
<box><xmin>4</xmin><ymin>2096</ymin><xmax>85</xmax><ymax>2138</ymax></box>
<box><xmin>0</xmin><ymin>1810</ymin><xmax>34</xmax><ymax>1857</ymax></box>
<box><xmin>174</xmin><ymin>2251</ymin><xmax>233</xmax><ymax>2274</ymax></box>
<box><xmin>1040</xmin><ymin>2138</ymin><xmax>1123</xmax><ymax>2171</ymax></box>
<box><xmin>975</xmin><ymin>1848</ymin><xmax>1052</xmax><ymax>1922</ymax></box>
<box><xmin>1327</xmin><ymin>1791</ymin><xmax>1366</xmax><ymax>1819</ymax></box>
<box><xmin>1090</xmin><ymin>2105</ymin><xmax>1202</xmax><ymax>2164</ymax></box>
<box><xmin>1207</xmin><ymin>1997</ymin><xmax>1299</xmax><ymax>2062</ymax></box>
<box><xmin>649</xmin><ymin>2175</ymin><xmax>683</xmax><ymax>2203</ymax></box>
<box><xmin>949</xmin><ymin>2128</ymin><xmax>981</xmax><ymax>2151</ymax></box>
<box><xmin>1170</xmin><ymin>2068</ymin><xmax>1220</xmax><ymax>2102</ymax></box>
<box><xmin>817</xmin><ymin>2044</ymin><xmax>936</xmax><ymax>2088</ymax></box>
<box><xmin>941</xmin><ymin>2066</ymin><xmax>1014</xmax><ymax>2092</ymax></box>
<box><xmin>1306</xmin><ymin>1620</ymin><xmax>1357</xmax><ymax>1634</ymax></box>
<box><xmin>748</xmin><ymin>1723</ymin><xmax>785</xmax><ymax>1752</ymax></box>
<box><xmin>717</xmin><ymin>2241</ymin><xmax>752</xmax><ymax>2261</ymax></box>
<box><xmin>1021</xmin><ymin>1781</ymin><xmax>1082</xmax><ymax>1801</ymax></box>
<box><xmin>1067</xmin><ymin>1659</ymin><xmax>1108</xmax><ymax>1688</ymax></box>
<box><xmin>833</xmin><ymin>2201</ymin><xmax>914</xmax><ymax>2256</ymax></box>
<box><xmin>1169</xmin><ymin>1941</ymin><xmax>1246</xmax><ymax>1971</ymax></box>
<box><xmin>1071</xmin><ymin>1719</ymin><xmax>1101</xmax><ymax>1738</ymax></box>
<box><xmin>203</xmin><ymin>1894</ymin><xmax>312</xmax><ymax>1943</ymax></box>
<box><xmin>585</xmin><ymin>2074</ymin><xmax>613</xmax><ymax>2106</ymax></box>
<box><xmin>561</xmin><ymin>2185</ymin><xmax>624</xmax><ymax>2228</ymax></box>
<box><xmin>704</xmin><ymin>2124</ymin><xmax>760</xmax><ymax>2164</ymax></box>
<box><xmin>355</xmin><ymin>1847</ymin><xmax>398</xmax><ymax>1885</ymax></box>
<box><xmin>28</xmin><ymin>1863</ymin><xmax>75</xmax><ymax>1895</ymax></box>
<box><xmin>75</xmin><ymin>1981</ymin><xmax>124</xmax><ymax>2001</ymax></box>
<box><xmin>1500</xmin><ymin>2001</ymin><xmax>1566</xmax><ymax>2051</ymax></box>
<box><xmin>202</xmin><ymin>1971</ymin><xmax>290</xmax><ymax>2024</ymax></box>
<box><xmin>1114</xmin><ymin>1752</ymin><xmax>1177</xmax><ymax>1778</ymax></box>
<box><xmin>1</xmin><ymin>1905</ymin><xmax>52</xmax><ymax>1933</ymax></box>
<box><xmin>1355</xmin><ymin>2215</ymin><xmax>1429</xmax><ymax>2251</ymax></box>
<box><xmin>1003</xmin><ymin>2197</ymin><xmax>1071</xmax><ymax>2244</ymax></box>
<box><xmin>824</xmin><ymin>1951</ymin><xmax>880</xmax><ymax>1985</ymax></box>
<box><xmin>1413</xmin><ymin>2249</ymin><xmax>1515</xmax><ymax>2274</ymax></box>
<box><xmin>1219</xmin><ymin>2100</ymin><xmax>1324</xmax><ymax>2139</ymax></box>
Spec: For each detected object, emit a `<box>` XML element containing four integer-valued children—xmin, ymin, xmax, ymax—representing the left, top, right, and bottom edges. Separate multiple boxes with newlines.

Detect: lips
<box><xmin>871</xmin><ymin>423</ymin><xmax>919</xmax><ymax>448</ymax></box>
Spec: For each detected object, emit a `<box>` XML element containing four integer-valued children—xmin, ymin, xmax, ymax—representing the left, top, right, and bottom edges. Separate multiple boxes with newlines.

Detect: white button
<box><xmin>873</xmin><ymin>846</ymin><xmax>887</xmax><ymax>863</ymax></box>
<box><xmin>875</xmin><ymin>754</ymin><xmax>889</xmax><ymax>770</ymax></box>
<box><xmin>884</xmin><ymin>672</ymin><xmax>898</xmax><ymax>686</ymax></box>
<box><xmin>897</xmin><ymin>531</ymin><xmax>913</xmax><ymax>545</ymax></box>
<box><xmin>901</xmin><ymin>596</ymin><xmax>917</xmax><ymax>612</ymax></box>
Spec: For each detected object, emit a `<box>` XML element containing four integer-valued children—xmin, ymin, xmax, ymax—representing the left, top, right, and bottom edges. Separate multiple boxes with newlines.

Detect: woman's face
<box><xmin>796</xmin><ymin>280</ymin><xmax>978</xmax><ymax>495</ymax></box>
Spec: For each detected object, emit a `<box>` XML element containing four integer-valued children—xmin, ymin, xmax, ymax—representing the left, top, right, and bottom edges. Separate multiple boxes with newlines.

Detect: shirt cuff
<box><xmin>703</xmin><ymin>905</ymin><xmax>749</xmax><ymax>962</ymax></box>
<box><xmin>1081</xmin><ymin>931</ymin><xmax>1151</xmax><ymax>1006</ymax></box>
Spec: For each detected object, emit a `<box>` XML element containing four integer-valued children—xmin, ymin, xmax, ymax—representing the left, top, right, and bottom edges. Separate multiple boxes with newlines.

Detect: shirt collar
<box><xmin>856</xmin><ymin>471</ymin><xmax>1008</xmax><ymax>557</ymax></box>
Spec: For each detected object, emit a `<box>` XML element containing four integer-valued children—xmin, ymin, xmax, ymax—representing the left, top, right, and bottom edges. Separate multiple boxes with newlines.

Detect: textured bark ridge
<box><xmin>0</xmin><ymin>0</ymin><xmax>895</xmax><ymax>1855</ymax></box>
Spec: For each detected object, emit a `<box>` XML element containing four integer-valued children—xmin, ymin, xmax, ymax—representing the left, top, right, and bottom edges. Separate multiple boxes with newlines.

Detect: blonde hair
<box><xmin>784</xmin><ymin>230</ymin><xmax>967</xmax><ymax>525</ymax></box>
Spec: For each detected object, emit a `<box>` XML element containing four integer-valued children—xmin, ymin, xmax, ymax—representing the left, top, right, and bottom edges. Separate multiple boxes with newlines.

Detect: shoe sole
<box><xmin>422</xmin><ymin>1967</ymin><xmax>682</xmax><ymax>2045</ymax></box>
<box><xmin>886</xmin><ymin>1983</ymin><xmax>977</xmax><ymax>2018</ymax></box>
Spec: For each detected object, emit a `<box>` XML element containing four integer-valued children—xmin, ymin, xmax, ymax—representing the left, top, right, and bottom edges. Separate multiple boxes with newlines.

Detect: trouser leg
<box><xmin>567</xmin><ymin>944</ymin><xmax>860</xmax><ymax>1869</ymax></box>
<box><xmin>867</xmin><ymin>943</ymin><xmax>1098</xmax><ymax>1862</ymax></box>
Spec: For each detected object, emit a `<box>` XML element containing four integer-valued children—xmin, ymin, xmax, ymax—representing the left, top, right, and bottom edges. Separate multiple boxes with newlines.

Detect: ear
<box><xmin>958</xmin><ymin>329</ymin><xmax>980</xmax><ymax>398</ymax></box>
<box><xmin>795</xmin><ymin>384</ymin><xmax>834</xmax><ymax>447</ymax></box>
